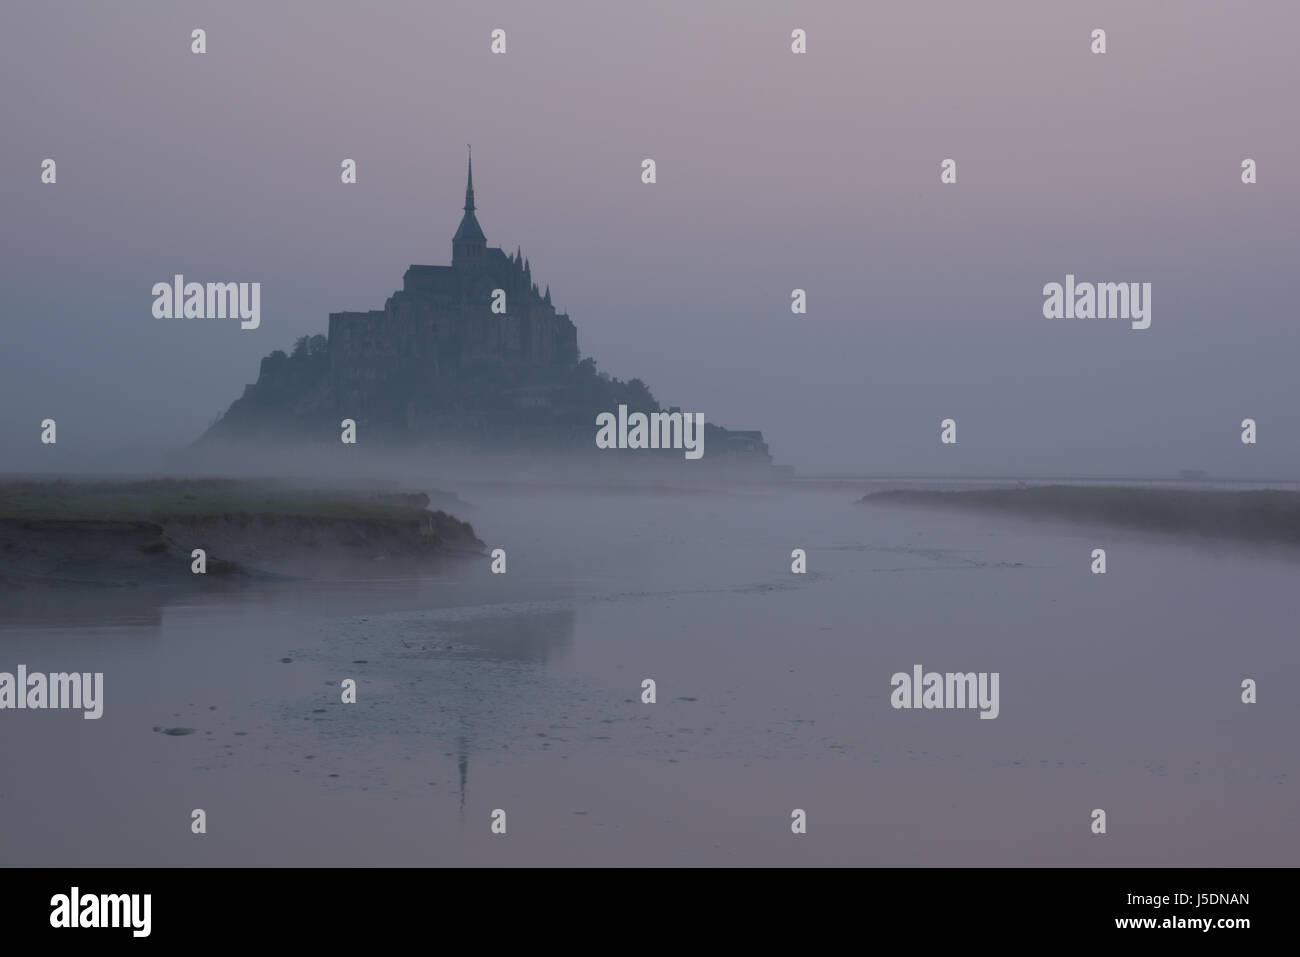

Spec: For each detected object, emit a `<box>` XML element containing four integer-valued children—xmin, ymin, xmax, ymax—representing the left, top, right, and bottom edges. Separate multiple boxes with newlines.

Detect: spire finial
<box><xmin>464</xmin><ymin>145</ymin><xmax>475</xmax><ymax>212</ymax></box>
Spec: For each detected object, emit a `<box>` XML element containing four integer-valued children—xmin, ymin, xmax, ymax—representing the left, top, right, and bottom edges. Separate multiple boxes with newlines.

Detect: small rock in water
<box><xmin>161</xmin><ymin>727</ymin><xmax>196</xmax><ymax>736</ymax></box>
<box><xmin>279</xmin><ymin>657</ymin><xmax>293</xmax><ymax>664</ymax></box>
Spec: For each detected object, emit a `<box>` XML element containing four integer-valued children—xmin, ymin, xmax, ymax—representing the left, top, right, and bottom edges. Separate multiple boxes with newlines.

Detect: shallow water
<box><xmin>1</xmin><ymin>484</ymin><xmax>1297</xmax><ymax>865</ymax></box>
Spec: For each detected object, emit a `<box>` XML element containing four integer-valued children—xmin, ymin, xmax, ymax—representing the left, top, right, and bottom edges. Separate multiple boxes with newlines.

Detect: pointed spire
<box><xmin>524</xmin><ymin>258</ymin><xmax>530</xmax><ymax>276</ymax></box>
<box><xmin>543</xmin><ymin>285</ymin><xmax>552</xmax><ymax>306</ymax></box>
<box><xmin>463</xmin><ymin>145</ymin><xmax>475</xmax><ymax>212</ymax></box>
<box><xmin>452</xmin><ymin>146</ymin><xmax>486</xmax><ymax>255</ymax></box>
<box><xmin>515</xmin><ymin>245</ymin><xmax>521</xmax><ymax>264</ymax></box>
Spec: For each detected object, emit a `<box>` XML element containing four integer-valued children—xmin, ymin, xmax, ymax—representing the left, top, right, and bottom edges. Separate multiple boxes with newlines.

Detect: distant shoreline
<box><xmin>860</xmin><ymin>484</ymin><xmax>1300</xmax><ymax>545</ymax></box>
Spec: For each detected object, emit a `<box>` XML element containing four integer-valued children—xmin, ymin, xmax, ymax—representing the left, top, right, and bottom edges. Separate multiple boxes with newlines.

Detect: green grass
<box><xmin>0</xmin><ymin>478</ymin><xmax>437</xmax><ymax>523</ymax></box>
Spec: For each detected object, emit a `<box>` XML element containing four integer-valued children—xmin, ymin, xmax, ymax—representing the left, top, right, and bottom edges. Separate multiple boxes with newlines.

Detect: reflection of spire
<box><xmin>457</xmin><ymin>734</ymin><xmax>469</xmax><ymax>819</ymax></box>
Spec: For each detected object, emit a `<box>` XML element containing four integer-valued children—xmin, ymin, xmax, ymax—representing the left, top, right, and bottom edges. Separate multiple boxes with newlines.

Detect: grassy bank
<box><xmin>0</xmin><ymin>477</ymin><xmax>484</xmax><ymax>586</ymax></box>
<box><xmin>0</xmin><ymin>477</ymin><xmax>446</xmax><ymax>523</ymax></box>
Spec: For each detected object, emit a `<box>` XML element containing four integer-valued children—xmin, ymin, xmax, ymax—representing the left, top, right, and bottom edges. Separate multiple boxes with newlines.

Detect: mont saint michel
<box><xmin>203</xmin><ymin>153</ymin><xmax>773</xmax><ymax>468</ymax></box>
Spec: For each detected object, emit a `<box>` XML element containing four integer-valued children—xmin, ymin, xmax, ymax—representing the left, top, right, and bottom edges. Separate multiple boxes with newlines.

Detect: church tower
<box><xmin>452</xmin><ymin>147</ymin><xmax>487</xmax><ymax>266</ymax></box>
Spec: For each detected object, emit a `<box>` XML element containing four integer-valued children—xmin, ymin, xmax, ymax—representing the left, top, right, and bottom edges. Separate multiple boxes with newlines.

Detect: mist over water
<box><xmin>2</xmin><ymin>481</ymin><xmax>1295</xmax><ymax>866</ymax></box>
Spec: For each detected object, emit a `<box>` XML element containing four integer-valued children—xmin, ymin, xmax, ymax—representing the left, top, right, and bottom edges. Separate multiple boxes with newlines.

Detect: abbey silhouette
<box><xmin>330</xmin><ymin>149</ymin><xmax>579</xmax><ymax>385</ymax></box>
<box><xmin>204</xmin><ymin>151</ymin><xmax>772</xmax><ymax>464</ymax></box>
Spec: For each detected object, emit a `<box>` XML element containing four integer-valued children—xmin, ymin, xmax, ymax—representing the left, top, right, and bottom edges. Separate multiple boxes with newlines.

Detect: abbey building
<box><xmin>205</xmin><ymin>151</ymin><xmax>773</xmax><ymax>467</ymax></box>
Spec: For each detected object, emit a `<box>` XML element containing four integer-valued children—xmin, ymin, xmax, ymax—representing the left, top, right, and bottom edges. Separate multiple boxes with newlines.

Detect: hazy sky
<box><xmin>2</xmin><ymin>0</ymin><xmax>1297</xmax><ymax>475</ymax></box>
